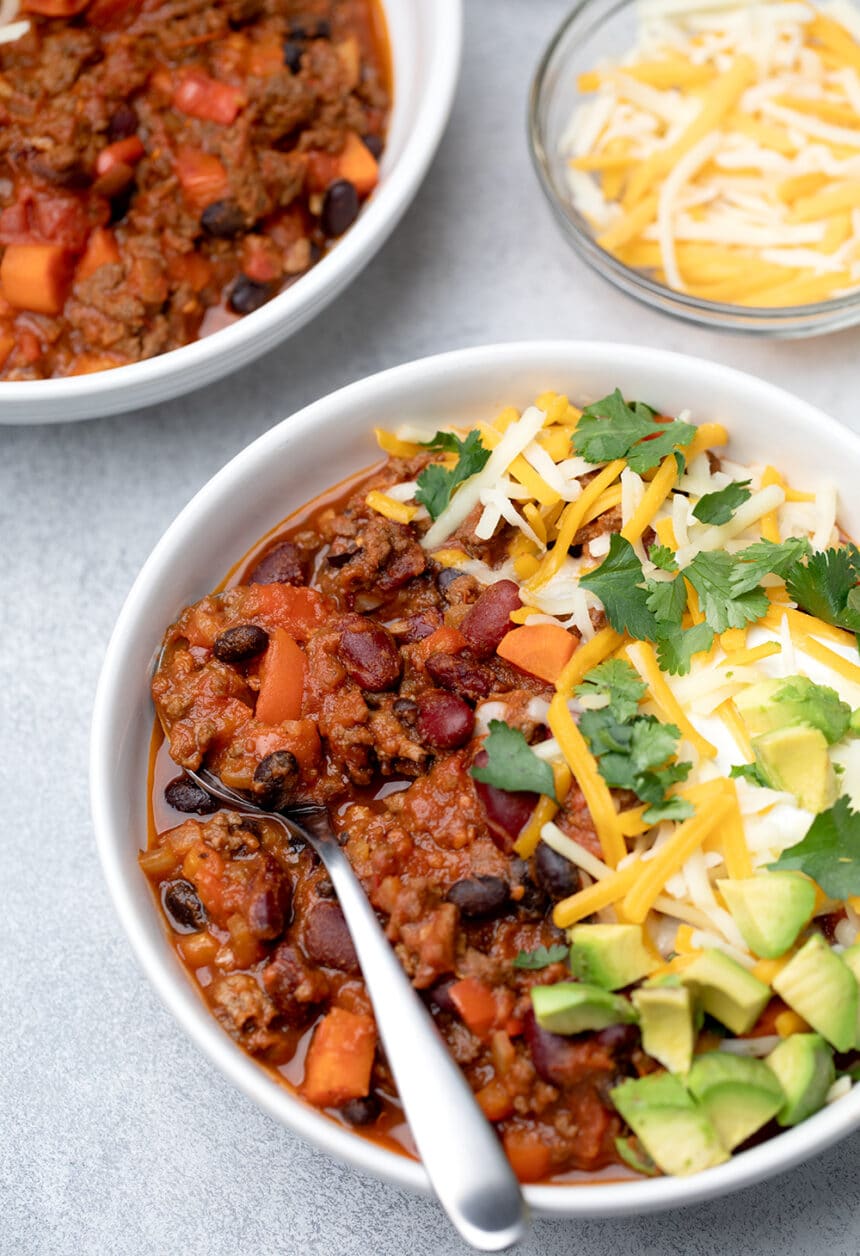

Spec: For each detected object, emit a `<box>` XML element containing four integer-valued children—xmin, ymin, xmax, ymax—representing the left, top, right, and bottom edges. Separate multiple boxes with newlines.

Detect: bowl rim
<box><xmin>0</xmin><ymin>0</ymin><xmax>463</xmax><ymax>421</ymax></box>
<box><xmin>90</xmin><ymin>340</ymin><xmax>860</xmax><ymax>1217</ymax></box>
<box><xmin>527</xmin><ymin>0</ymin><xmax>860</xmax><ymax>335</ymax></box>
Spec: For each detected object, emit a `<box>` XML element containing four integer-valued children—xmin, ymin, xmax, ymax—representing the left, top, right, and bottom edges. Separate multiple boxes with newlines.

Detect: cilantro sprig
<box><xmin>470</xmin><ymin>720</ymin><xmax>556</xmax><ymax>799</ymax></box>
<box><xmin>572</xmin><ymin>390</ymin><xmax>695</xmax><ymax>474</ymax></box>
<box><xmin>415</xmin><ymin>430</ymin><xmax>490</xmax><ymax>521</ymax></box>
<box><xmin>784</xmin><ymin>544</ymin><xmax>860</xmax><ymax>638</ymax></box>
<box><xmin>512</xmin><ymin>944</ymin><xmax>569</xmax><ymax>970</ymax></box>
<box><xmin>692</xmin><ymin>479</ymin><xmax>751</xmax><ymax>526</ymax></box>
<box><xmin>771</xmin><ymin>795</ymin><xmax>860</xmax><ymax>898</ymax></box>
<box><xmin>575</xmin><ymin>661</ymin><xmax>694</xmax><ymax>823</ymax></box>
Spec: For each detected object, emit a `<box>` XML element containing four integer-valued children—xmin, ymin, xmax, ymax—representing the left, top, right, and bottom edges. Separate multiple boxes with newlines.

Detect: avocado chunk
<box><xmin>765</xmin><ymin>1033</ymin><xmax>835</xmax><ymax>1126</ymax></box>
<box><xmin>632</xmin><ymin>984</ymin><xmax>697</xmax><ymax>1075</ymax></box>
<box><xmin>610</xmin><ymin>1073</ymin><xmax>729</xmax><ymax>1176</ymax></box>
<box><xmin>753</xmin><ymin>725</ymin><xmax>836</xmax><ymax>813</ymax></box>
<box><xmin>717</xmin><ymin>872</ymin><xmax>815</xmax><ymax>959</ymax></box>
<box><xmin>681</xmin><ymin>949</ymin><xmax>771</xmax><ymax>1035</ymax></box>
<box><xmin>530</xmin><ymin>982</ymin><xmax>637</xmax><ymax>1035</ymax></box>
<box><xmin>772</xmin><ymin>934</ymin><xmax>858</xmax><ymax>1052</ymax></box>
<box><xmin>839</xmin><ymin>943</ymin><xmax>860</xmax><ymax>1047</ymax></box>
<box><xmin>686</xmin><ymin>1052</ymin><xmax>783</xmax><ymax>1150</ymax></box>
<box><xmin>568</xmin><ymin>923</ymin><xmax>659</xmax><ymax>990</ymax></box>
<box><xmin>736</xmin><ymin>675</ymin><xmax>851</xmax><ymax>744</ymax></box>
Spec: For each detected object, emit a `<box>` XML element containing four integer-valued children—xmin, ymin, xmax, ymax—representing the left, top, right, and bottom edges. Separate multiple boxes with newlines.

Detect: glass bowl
<box><xmin>528</xmin><ymin>0</ymin><xmax>860</xmax><ymax>338</ymax></box>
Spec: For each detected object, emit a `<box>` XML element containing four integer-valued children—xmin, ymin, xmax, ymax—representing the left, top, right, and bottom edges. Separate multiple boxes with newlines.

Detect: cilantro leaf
<box><xmin>575</xmin><ymin>659</ymin><xmax>646</xmax><ymax>722</ymax></box>
<box><xmin>512</xmin><ymin>944</ymin><xmax>569</xmax><ymax>970</ymax></box>
<box><xmin>415</xmin><ymin>430</ymin><xmax>490</xmax><ymax>521</ymax></box>
<box><xmin>646</xmin><ymin>576</ymin><xmax>687</xmax><ymax>625</ymax></box>
<box><xmin>650</xmin><ymin>544</ymin><xmax>678</xmax><ymax>573</ymax></box>
<box><xmin>785</xmin><ymin>545</ymin><xmax>860</xmax><ymax>635</ymax></box>
<box><xmin>572</xmin><ymin>390</ymin><xmax>695</xmax><ymax>474</ymax></box>
<box><xmin>419</xmin><ymin>431</ymin><xmax>464</xmax><ymax>453</ymax></box>
<box><xmin>685</xmin><ymin>551</ymin><xmax>770</xmax><ymax>632</ymax></box>
<box><xmin>730</xmin><ymin>762</ymin><xmax>769</xmax><ymax>788</ymax></box>
<box><xmin>470</xmin><ymin>720</ymin><xmax>556</xmax><ymax>799</ymax></box>
<box><xmin>737</xmin><ymin>536</ymin><xmax>811</xmax><ymax>582</ymax></box>
<box><xmin>579</xmin><ymin>708</ymin><xmax>691</xmax><ymax>809</ymax></box>
<box><xmin>655</xmin><ymin>621</ymin><xmax>715</xmax><ymax>677</ymax></box>
<box><xmin>692</xmin><ymin>480</ymin><xmax>751</xmax><ymax>526</ymax></box>
<box><xmin>580</xmin><ymin>535</ymin><xmax>660</xmax><ymax>641</ymax></box>
<box><xmin>642</xmin><ymin>795</ymin><xmax>695</xmax><ymax>824</ymax></box>
<box><xmin>770</xmin><ymin>795</ymin><xmax>860</xmax><ymax>898</ymax></box>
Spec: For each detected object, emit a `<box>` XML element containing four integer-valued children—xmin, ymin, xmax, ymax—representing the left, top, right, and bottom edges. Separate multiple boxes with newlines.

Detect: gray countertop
<box><xmin>4</xmin><ymin>1</ymin><xmax>860</xmax><ymax>1252</ymax></box>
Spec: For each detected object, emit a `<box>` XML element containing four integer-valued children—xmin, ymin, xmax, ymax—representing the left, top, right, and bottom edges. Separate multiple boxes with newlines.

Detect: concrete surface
<box><xmin>3</xmin><ymin>1</ymin><xmax>860</xmax><ymax>1252</ymax></box>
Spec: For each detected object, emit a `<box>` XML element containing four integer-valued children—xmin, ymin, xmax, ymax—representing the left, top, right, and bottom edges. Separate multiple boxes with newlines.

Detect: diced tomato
<box><xmin>301</xmin><ymin>1008</ymin><xmax>377</xmax><ymax>1108</ymax></box>
<box><xmin>16</xmin><ymin>328</ymin><xmax>42</xmax><ymax>364</ymax></box>
<box><xmin>256</xmin><ymin>628</ymin><xmax>306</xmax><ymax>724</ymax></box>
<box><xmin>172</xmin><ymin>251</ymin><xmax>213</xmax><ymax>292</ymax></box>
<box><xmin>305</xmin><ymin>150</ymin><xmax>341</xmax><ymax>195</ymax></box>
<box><xmin>0</xmin><ymin>198</ymin><xmax>31</xmax><ymax>245</ymax></box>
<box><xmin>86</xmin><ymin>0</ymin><xmax>140</xmax><ymax>24</ymax></box>
<box><xmin>95</xmin><ymin>136</ymin><xmax>144</xmax><ymax>177</ymax></box>
<box><xmin>240</xmin><ymin>583</ymin><xmax>330</xmax><ymax>640</ymax></box>
<box><xmin>240</xmin><ymin>235</ymin><xmax>282</xmax><ymax>283</ymax></box>
<box><xmin>247</xmin><ymin>39</ymin><xmax>283</xmax><ymax>77</ymax></box>
<box><xmin>21</xmin><ymin>0</ymin><xmax>90</xmax><ymax>13</ymax></box>
<box><xmin>76</xmin><ymin>226</ymin><xmax>120</xmax><ymax>281</ymax></box>
<box><xmin>173</xmin><ymin>71</ymin><xmax>245</xmax><ymax>125</ymax></box>
<box><xmin>32</xmin><ymin>196</ymin><xmax>95</xmax><ymax>252</ymax></box>
<box><xmin>1</xmin><ymin>244</ymin><xmax>73</xmax><ymax>315</ymax></box>
<box><xmin>174</xmin><ymin>147</ymin><xmax>230</xmax><ymax>210</ymax></box>
<box><xmin>448</xmin><ymin>978</ymin><xmax>499</xmax><ymax>1039</ymax></box>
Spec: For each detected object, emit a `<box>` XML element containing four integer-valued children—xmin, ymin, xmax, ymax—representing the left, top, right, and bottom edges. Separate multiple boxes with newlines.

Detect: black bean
<box><xmin>164</xmin><ymin>775</ymin><xmax>218</xmax><ymax>815</ymax></box>
<box><xmin>283</xmin><ymin>40</ymin><xmax>303</xmax><ymax>73</ymax></box>
<box><xmin>363</xmin><ymin>134</ymin><xmax>383</xmax><ymax>160</ymax></box>
<box><xmin>326</xmin><ymin>540</ymin><xmax>358</xmax><ymax>568</ymax></box>
<box><xmin>229</xmin><ymin>274</ymin><xmax>271</xmax><ymax>314</ymax></box>
<box><xmin>201</xmin><ymin>198</ymin><xmax>247</xmax><ymax>238</ymax></box>
<box><xmin>340</xmin><ymin>1095</ymin><xmax>381</xmax><ymax>1126</ymax></box>
<box><xmin>163</xmin><ymin>879</ymin><xmax>208</xmax><ymax>931</ymax></box>
<box><xmin>315</xmin><ymin>876</ymin><xmax>336</xmax><ymax>899</ymax></box>
<box><xmin>290</xmin><ymin>17</ymin><xmax>330</xmax><ymax>38</ymax></box>
<box><xmin>107</xmin><ymin>104</ymin><xmax>139</xmax><ymax>142</ymax></box>
<box><xmin>393</xmin><ymin>697</ymin><xmax>418</xmax><ymax>726</ymax></box>
<box><xmin>534</xmin><ymin>842</ymin><xmax>580</xmax><ymax>901</ymax></box>
<box><xmin>510</xmin><ymin>857</ymin><xmax>549</xmax><ymax>919</ymax></box>
<box><xmin>213</xmin><ymin>623</ymin><xmax>269</xmax><ymax>663</ymax></box>
<box><xmin>253</xmin><ymin>750</ymin><xmax>300</xmax><ymax>810</ymax></box>
<box><xmin>446</xmin><ymin>876</ymin><xmax>509</xmax><ymax>919</ymax></box>
<box><xmin>321</xmin><ymin>179</ymin><xmax>359</xmax><ymax>238</ymax></box>
<box><xmin>436</xmin><ymin>566</ymin><xmax>464</xmax><ymax>593</ymax></box>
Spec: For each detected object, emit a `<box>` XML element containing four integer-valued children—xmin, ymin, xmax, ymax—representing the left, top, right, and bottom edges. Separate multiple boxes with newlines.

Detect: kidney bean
<box><xmin>326</xmin><ymin>539</ymin><xmax>358</xmax><ymax>568</ymax></box>
<box><xmin>162</xmin><ymin>879</ymin><xmax>207</xmax><ymax>931</ymax></box>
<box><xmin>321</xmin><ymin>179</ymin><xmax>359</xmax><ymax>237</ymax></box>
<box><xmin>424</xmin><ymin>651</ymin><xmax>493</xmax><ymax>702</ymax></box>
<box><xmin>303</xmin><ymin>900</ymin><xmax>360</xmax><ymax>974</ymax></box>
<box><xmin>248</xmin><ymin>539</ymin><xmax>309</xmax><ymax>585</ymax></box>
<box><xmin>534</xmin><ymin>842</ymin><xmax>581</xmax><ymax>902</ymax></box>
<box><xmin>472</xmin><ymin>751</ymin><xmax>538</xmax><ymax>850</ymax></box>
<box><xmin>446</xmin><ymin>876</ymin><xmax>509</xmax><ymax>919</ymax></box>
<box><xmin>363</xmin><ymin>134</ymin><xmax>383</xmax><ymax>160</ymax></box>
<box><xmin>523</xmin><ymin>1008</ymin><xmax>588</xmax><ymax>1087</ymax></box>
<box><xmin>397</xmin><ymin>611</ymin><xmax>441</xmax><ymax>643</ymax></box>
<box><xmin>213</xmin><ymin>623</ymin><xmax>269</xmax><ymax>663</ymax></box>
<box><xmin>253</xmin><ymin>750</ymin><xmax>299</xmax><ymax>810</ymax></box>
<box><xmin>459</xmin><ymin>580</ymin><xmax>521</xmax><ymax>657</ymax></box>
<box><xmin>201</xmin><ymin>198</ymin><xmax>247</xmax><ymax>238</ymax></box>
<box><xmin>262</xmin><ymin>942</ymin><xmax>319</xmax><ymax>1027</ymax></box>
<box><xmin>416</xmin><ymin>690</ymin><xmax>474</xmax><ymax>750</ymax></box>
<box><xmin>340</xmin><ymin>1095</ymin><xmax>381</xmax><ymax>1125</ymax></box>
<box><xmin>594</xmin><ymin>1023</ymin><xmax>639</xmax><ymax>1063</ymax></box>
<box><xmin>247</xmin><ymin>886</ymin><xmax>289</xmax><ymax>940</ymax></box>
<box><xmin>425</xmin><ymin>978</ymin><xmax>458</xmax><ymax>1014</ymax></box>
<box><xmin>338</xmin><ymin>619</ymin><xmax>402</xmax><ymax>690</ymax></box>
<box><xmin>107</xmin><ymin>103</ymin><xmax>139</xmax><ymax>142</ymax></box>
<box><xmin>164</xmin><ymin>775</ymin><xmax>218</xmax><ymax>815</ymax></box>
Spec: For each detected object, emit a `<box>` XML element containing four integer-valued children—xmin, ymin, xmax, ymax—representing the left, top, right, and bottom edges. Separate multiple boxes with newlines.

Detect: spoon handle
<box><xmin>318</xmin><ymin>837</ymin><xmax>527</xmax><ymax>1251</ymax></box>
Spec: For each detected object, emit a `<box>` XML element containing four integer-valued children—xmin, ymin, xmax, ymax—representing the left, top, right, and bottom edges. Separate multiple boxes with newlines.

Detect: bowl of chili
<box><xmin>0</xmin><ymin>0</ymin><xmax>461</xmax><ymax>422</ymax></box>
<box><xmin>91</xmin><ymin>341</ymin><xmax>860</xmax><ymax>1215</ymax></box>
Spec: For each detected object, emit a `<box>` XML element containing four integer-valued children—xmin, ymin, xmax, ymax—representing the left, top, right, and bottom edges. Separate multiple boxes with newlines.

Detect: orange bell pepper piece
<box><xmin>496</xmin><ymin>623</ymin><xmax>578</xmax><ymax>684</ymax></box>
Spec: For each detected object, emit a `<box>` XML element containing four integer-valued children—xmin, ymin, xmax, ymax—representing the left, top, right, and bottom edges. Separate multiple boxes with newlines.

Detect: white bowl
<box><xmin>91</xmin><ymin>341</ymin><xmax>860</xmax><ymax>1217</ymax></box>
<box><xmin>1</xmin><ymin>0</ymin><xmax>461</xmax><ymax>425</ymax></box>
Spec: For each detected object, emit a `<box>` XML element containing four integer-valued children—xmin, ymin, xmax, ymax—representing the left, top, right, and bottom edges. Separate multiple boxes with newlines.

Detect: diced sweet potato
<box><xmin>1</xmin><ymin>243</ymin><xmax>73</xmax><ymax>315</ymax></box>
<box><xmin>301</xmin><ymin>1007</ymin><xmax>377</xmax><ymax>1107</ymax></box>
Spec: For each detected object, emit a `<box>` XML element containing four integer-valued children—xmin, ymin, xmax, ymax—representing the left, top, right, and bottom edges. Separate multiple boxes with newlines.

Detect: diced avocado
<box><xmin>686</xmin><ymin>1053</ymin><xmax>783</xmax><ymax>1150</ymax></box>
<box><xmin>840</xmin><ymin>944</ymin><xmax>860</xmax><ymax>1047</ymax></box>
<box><xmin>765</xmin><ymin>1033</ymin><xmax>835</xmax><ymax>1126</ymax></box>
<box><xmin>736</xmin><ymin>676</ymin><xmax>851</xmax><ymax>745</ymax></box>
<box><xmin>568</xmin><ymin>923</ymin><xmax>659</xmax><ymax>991</ymax></box>
<box><xmin>632</xmin><ymin>984</ymin><xmax>697</xmax><ymax>1075</ymax></box>
<box><xmin>610</xmin><ymin>1073</ymin><xmax>729</xmax><ymax>1176</ymax></box>
<box><xmin>772</xmin><ymin>934</ymin><xmax>858</xmax><ymax>1052</ymax></box>
<box><xmin>717</xmin><ymin>872</ymin><xmax>815</xmax><ymax>959</ymax></box>
<box><xmin>681</xmin><ymin>949</ymin><xmax>771</xmax><ymax>1035</ymax></box>
<box><xmin>753</xmin><ymin>725</ymin><xmax>836</xmax><ymax>813</ymax></box>
<box><xmin>530</xmin><ymin>982</ymin><xmax>637</xmax><ymax>1035</ymax></box>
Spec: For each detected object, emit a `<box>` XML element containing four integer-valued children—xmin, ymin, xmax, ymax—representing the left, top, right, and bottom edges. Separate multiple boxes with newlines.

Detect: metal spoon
<box><xmin>183</xmin><ymin>765</ymin><xmax>528</xmax><ymax>1251</ymax></box>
